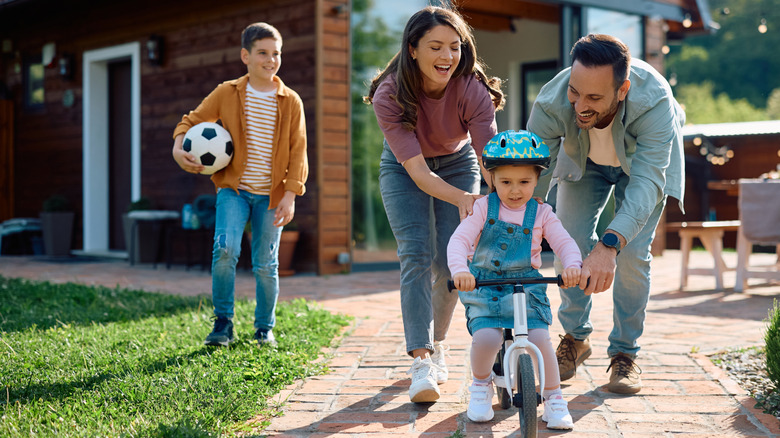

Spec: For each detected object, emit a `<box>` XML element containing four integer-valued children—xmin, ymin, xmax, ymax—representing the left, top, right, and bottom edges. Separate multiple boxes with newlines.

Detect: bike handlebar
<box><xmin>447</xmin><ymin>275</ymin><xmax>563</xmax><ymax>292</ymax></box>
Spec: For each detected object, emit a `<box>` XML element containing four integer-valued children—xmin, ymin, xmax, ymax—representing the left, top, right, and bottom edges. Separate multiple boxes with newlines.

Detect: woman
<box><xmin>364</xmin><ymin>6</ymin><xmax>504</xmax><ymax>403</ymax></box>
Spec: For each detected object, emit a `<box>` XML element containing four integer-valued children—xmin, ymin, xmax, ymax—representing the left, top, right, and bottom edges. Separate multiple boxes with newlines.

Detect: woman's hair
<box><xmin>363</xmin><ymin>6</ymin><xmax>504</xmax><ymax>131</ymax></box>
<box><xmin>242</xmin><ymin>22</ymin><xmax>283</xmax><ymax>51</ymax></box>
<box><xmin>570</xmin><ymin>34</ymin><xmax>630</xmax><ymax>91</ymax></box>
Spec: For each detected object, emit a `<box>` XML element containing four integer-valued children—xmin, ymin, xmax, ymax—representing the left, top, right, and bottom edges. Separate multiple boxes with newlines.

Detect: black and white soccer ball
<box><xmin>182</xmin><ymin>122</ymin><xmax>234</xmax><ymax>175</ymax></box>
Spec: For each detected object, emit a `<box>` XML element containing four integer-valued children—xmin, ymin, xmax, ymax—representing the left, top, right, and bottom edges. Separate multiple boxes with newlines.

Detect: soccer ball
<box><xmin>182</xmin><ymin>122</ymin><xmax>234</xmax><ymax>175</ymax></box>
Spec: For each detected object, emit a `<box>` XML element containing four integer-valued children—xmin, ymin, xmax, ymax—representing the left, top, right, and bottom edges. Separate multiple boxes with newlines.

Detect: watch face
<box><xmin>603</xmin><ymin>233</ymin><xmax>618</xmax><ymax>247</ymax></box>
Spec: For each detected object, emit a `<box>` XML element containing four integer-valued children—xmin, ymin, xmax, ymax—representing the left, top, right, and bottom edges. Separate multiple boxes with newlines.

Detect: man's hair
<box><xmin>570</xmin><ymin>34</ymin><xmax>630</xmax><ymax>90</ymax></box>
<box><xmin>241</xmin><ymin>22</ymin><xmax>282</xmax><ymax>51</ymax></box>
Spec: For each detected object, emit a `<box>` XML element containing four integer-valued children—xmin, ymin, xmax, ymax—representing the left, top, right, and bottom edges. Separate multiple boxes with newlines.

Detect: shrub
<box><xmin>765</xmin><ymin>299</ymin><xmax>780</xmax><ymax>386</ymax></box>
<box><xmin>42</xmin><ymin>194</ymin><xmax>72</xmax><ymax>212</ymax></box>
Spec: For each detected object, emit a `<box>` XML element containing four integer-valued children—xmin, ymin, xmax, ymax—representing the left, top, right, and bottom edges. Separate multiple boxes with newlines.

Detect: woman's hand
<box><xmin>402</xmin><ymin>154</ymin><xmax>482</xmax><ymax>220</ymax></box>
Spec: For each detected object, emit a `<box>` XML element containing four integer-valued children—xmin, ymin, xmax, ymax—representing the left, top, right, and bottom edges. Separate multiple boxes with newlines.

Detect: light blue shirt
<box><xmin>528</xmin><ymin>59</ymin><xmax>686</xmax><ymax>243</ymax></box>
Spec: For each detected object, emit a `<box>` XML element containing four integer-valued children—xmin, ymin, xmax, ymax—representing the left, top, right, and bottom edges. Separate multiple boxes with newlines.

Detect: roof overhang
<box><xmin>682</xmin><ymin>121</ymin><xmax>780</xmax><ymax>139</ymax></box>
<box><xmin>455</xmin><ymin>0</ymin><xmax>718</xmax><ymax>35</ymax></box>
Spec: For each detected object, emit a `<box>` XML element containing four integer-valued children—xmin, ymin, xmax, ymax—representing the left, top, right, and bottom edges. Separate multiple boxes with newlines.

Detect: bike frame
<box><xmin>451</xmin><ymin>277</ymin><xmax>563</xmax><ymax>405</ymax></box>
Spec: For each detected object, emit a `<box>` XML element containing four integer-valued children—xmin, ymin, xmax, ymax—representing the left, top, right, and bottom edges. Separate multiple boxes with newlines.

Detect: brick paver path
<box><xmin>2</xmin><ymin>250</ymin><xmax>779</xmax><ymax>437</ymax></box>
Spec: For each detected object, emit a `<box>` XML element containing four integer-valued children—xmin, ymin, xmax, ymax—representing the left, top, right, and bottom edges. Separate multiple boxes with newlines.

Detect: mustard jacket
<box><xmin>173</xmin><ymin>74</ymin><xmax>308</xmax><ymax>209</ymax></box>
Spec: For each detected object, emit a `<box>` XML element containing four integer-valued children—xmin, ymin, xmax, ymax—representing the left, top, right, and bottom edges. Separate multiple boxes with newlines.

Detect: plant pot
<box><xmin>39</xmin><ymin>211</ymin><xmax>74</xmax><ymax>257</ymax></box>
<box><xmin>278</xmin><ymin>230</ymin><xmax>300</xmax><ymax>277</ymax></box>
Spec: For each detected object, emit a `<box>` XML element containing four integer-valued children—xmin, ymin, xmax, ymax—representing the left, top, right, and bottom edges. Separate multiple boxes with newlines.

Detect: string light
<box><xmin>758</xmin><ymin>17</ymin><xmax>768</xmax><ymax>33</ymax></box>
<box><xmin>682</xmin><ymin>13</ymin><xmax>693</xmax><ymax>28</ymax></box>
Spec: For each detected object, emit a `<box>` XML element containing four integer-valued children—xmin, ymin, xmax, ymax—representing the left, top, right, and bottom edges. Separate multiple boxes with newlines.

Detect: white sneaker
<box><xmin>431</xmin><ymin>341</ymin><xmax>449</xmax><ymax>384</ymax></box>
<box><xmin>407</xmin><ymin>357</ymin><xmax>440</xmax><ymax>403</ymax></box>
<box><xmin>542</xmin><ymin>395</ymin><xmax>573</xmax><ymax>429</ymax></box>
<box><xmin>466</xmin><ymin>382</ymin><xmax>495</xmax><ymax>422</ymax></box>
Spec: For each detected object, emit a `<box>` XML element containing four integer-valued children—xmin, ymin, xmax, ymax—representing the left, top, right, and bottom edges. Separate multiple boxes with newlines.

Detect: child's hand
<box><xmin>560</xmin><ymin>267</ymin><xmax>582</xmax><ymax>289</ymax></box>
<box><xmin>172</xmin><ymin>134</ymin><xmax>205</xmax><ymax>174</ymax></box>
<box><xmin>453</xmin><ymin>272</ymin><xmax>476</xmax><ymax>292</ymax></box>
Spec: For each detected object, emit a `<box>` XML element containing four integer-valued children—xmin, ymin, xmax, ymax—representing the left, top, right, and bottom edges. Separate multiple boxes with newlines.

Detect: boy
<box><xmin>172</xmin><ymin>22</ymin><xmax>308</xmax><ymax>347</ymax></box>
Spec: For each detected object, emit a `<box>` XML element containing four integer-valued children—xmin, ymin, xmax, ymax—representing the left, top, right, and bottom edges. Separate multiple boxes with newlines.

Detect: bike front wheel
<box><xmin>515</xmin><ymin>353</ymin><xmax>538</xmax><ymax>438</ymax></box>
<box><xmin>494</xmin><ymin>338</ymin><xmax>512</xmax><ymax>409</ymax></box>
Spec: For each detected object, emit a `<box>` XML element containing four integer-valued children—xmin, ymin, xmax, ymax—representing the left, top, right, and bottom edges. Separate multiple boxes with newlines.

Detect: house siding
<box><xmin>0</xmin><ymin>0</ymin><xmax>352</xmax><ymax>274</ymax></box>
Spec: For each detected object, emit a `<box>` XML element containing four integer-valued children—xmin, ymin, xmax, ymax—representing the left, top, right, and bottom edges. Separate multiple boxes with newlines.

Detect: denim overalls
<box><xmin>459</xmin><ymin>192</ymin><xmax>553</xmax><ymax>335</ymax></box>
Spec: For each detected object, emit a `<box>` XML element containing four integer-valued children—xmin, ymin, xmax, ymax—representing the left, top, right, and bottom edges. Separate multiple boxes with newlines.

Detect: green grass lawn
<box><xmin>0</xmin><ymin>275</ymin><xmax>351</xmax><ymax>437</ymax></box>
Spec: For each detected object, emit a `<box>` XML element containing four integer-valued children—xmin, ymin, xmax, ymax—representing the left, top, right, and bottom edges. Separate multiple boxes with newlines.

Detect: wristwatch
<box><xmin>600</xmin><ymin>232</ymin><xmax>622</xmax><ymax>255</ymax></box>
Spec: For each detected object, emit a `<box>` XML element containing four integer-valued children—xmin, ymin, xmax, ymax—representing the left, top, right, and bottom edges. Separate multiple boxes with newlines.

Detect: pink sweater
<box><xmin>448</xmin><ymin>196</ymin><xmax>582</xmax><ymax>275</ymax></box>
<box><xmin>372</xmin><ymin>73</ymin><xmax>497</xmax><ymax>163</ymax></box>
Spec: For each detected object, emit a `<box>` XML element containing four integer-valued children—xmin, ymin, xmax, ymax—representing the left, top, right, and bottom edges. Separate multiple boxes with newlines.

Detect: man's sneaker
<box><xmin>431</xmin><ymin>341</ymin><xmax>449</xmax><ymax>384</ymax></box>
<box><xmin>607</xmin><ymin>352</ymin><xmax>642</xmax><ymax>394</ymax></box>
<box><xmin>204</xmin><ymin>317</ymin><xmax>234</xmax><ymax>346</ymax></box>
<box><xmin>407</xmin><ymin>357</ymin><xmax>441</xmax><ymax>403</ymax></box>
<box><xmin>542</xmin><ymin>394</ymin><xmax>574</xmax><ymax>429</ymax></box>
<box><xmin>556</xmin><ymin>334</ymin><xmax>592</xmax><ymax>381</ymax></box>
<box><xmin>253</xmin><ymin>328</ymin><xmax>277</xmax><ymax>346</ymax></box>
<box><xmin>466</xmin><ymin>382</ymin><xmax>495</xmax><ymax>422</ymax></box>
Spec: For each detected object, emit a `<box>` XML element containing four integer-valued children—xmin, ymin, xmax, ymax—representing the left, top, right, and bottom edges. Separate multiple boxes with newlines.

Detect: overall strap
<box><xmin>520</xmin><ymin>199</ymin><xmax>538</xmax><ymax>237</ymax></box>
<box><xmin>486</xmin><ymin>191</ymin><xmax>501</xmax><ymax>221</ymax></box>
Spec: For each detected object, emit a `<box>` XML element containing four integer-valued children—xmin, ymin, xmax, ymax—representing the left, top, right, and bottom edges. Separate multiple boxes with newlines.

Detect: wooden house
<box><xmin>0</xmin><ymin>0</ymin><xmax>350</xmax><ymax>274</ymax></box>
<box><xmin>0</xmin><ymin>0</ymin><xmax>713</xmax><ymax>273</ymax></box>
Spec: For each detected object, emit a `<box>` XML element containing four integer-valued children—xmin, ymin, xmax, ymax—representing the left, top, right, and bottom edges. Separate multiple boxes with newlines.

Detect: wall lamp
<box><xmin>146</xmin><ymin>34</ymin><xmax>163</xmax><ymax>66</ymax></box>
<box><xmin>58</xmin><ymin>53</ymin><xmax>74</xmax><ymax>80</ymax></box>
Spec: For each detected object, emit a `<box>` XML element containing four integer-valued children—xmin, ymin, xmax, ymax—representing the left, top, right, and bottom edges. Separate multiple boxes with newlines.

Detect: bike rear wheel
<box><xmin>515</xmin><ymin>353</ymin><xmax>538</xmax><ymax>438</ymax></box>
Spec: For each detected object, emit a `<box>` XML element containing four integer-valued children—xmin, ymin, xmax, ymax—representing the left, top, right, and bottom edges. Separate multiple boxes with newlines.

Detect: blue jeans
<box><xmin>211</xmin><ymin>188</ymin><xmax>282</xmax><ymax>331</ymax></box>
<box><xmin>554</xmin><ymin>160</ymin><xmax>666</xmax><ymax>357</ymax></box>
<box><xmin>379</xmin><ymin>142</ymin><xmax>481</xmax><ymax>354</ymax></box>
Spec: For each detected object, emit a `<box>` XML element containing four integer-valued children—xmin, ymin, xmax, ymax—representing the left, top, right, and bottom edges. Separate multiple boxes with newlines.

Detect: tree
<box><xmin>675</xmin><ymin>82</ymin><xmax>767</xmax><ymax>124</ymax></box>
<box><xmin>351</xmin><ymin>0</ymin><xmax>402</xmax><ymax>250</ymax></box>
<box><xmin>667</xmin><ymin>0</ymin><xmax>780</xmax><ymax>110</ymax></box>
<box><xmin>767</xmin><ymin>88</ymin><xmax>780</xmax><ymax>120</ymax></box>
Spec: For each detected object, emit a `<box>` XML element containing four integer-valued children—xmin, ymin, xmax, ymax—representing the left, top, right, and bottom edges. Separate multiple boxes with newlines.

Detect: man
<box><xmin>527</xmin><ymin>34</ymin><xmax>685</xmax><ymax>394</ymax></box>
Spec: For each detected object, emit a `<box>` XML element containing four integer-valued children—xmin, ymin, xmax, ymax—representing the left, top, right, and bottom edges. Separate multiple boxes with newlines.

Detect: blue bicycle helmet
<box><xmin>482</xmin><ymin>130</ymin><xmax>550</xmax><ymax>170</ymax></box>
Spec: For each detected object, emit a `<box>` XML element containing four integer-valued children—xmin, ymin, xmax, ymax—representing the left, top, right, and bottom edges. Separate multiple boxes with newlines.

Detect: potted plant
<box><xmin>40</xmin><ymin>194</ymin><xmax>75</xmax><ymax>257</ymax></box>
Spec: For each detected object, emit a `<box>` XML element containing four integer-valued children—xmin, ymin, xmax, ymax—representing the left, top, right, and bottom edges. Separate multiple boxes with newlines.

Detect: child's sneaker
<box><xmin>431</xmin><ymin>341</ymin><xmax>449</xmax><ymax>384</ymax></box>
<box><xmin>466</xmin><ymin>382</ymin><xmax>495</xmax><ymax>422</ymax></box>
<box><xmin>542</xmin><ymin>394</ymin><xmax>574</xmax><ymax>429</ymax></box>
<box><xmin>407</xmin><ymin>357</ymin><xmax>440</xmax><ymax>403</ymax></box>
<box><xmin>204</xmin><ymin>316</ymin><xmax>234</xmax><ymax>346</ymax></box>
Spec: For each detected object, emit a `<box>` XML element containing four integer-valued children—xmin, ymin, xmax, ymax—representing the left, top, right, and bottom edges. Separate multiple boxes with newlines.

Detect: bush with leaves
<box><xmin>766</xmin><ymin>299</ymin><xmax>780</xmax><ymax>387</ymax></box>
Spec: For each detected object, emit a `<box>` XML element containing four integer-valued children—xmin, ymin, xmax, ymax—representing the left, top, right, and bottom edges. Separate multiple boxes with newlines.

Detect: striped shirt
<box><xmin>238</xmin><ymin>84</ymin><xmax>277</xmax><ymax>194</ymax></box>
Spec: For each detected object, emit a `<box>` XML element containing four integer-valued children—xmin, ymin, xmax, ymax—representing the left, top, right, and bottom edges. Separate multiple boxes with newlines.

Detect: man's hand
<box><xmin>579</xmin><ymin>243</ymin><xmax>617</xmax><ymax>295</ymax></box>
<box><xmin>453</xmin><ymin>271</ymin><xmax>476</xmax><ymax>292</ymax></box>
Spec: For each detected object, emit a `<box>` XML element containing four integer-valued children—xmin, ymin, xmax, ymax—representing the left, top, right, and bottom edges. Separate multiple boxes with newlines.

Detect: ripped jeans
<box><xmin>212</xmin><ymin>188</ymin><xmax>282</xmax><ymax>331</ymax></box>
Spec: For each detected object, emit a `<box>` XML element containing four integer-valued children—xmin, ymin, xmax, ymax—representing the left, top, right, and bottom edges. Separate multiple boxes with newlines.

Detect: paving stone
<box><xmin>2</xmin><ymin>250</ymin><xmax>779</xmax><ymax>437</ymax></box>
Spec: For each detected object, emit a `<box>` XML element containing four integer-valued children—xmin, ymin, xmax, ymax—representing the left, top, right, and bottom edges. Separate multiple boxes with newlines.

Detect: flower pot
<box><xmin>278</xmin><ymin>230</ymin><xmax>300</xmax><ymax>277</ymax></box>
<box><xmin>39</xmin><ymin>211</ymin><xmax>74</xmax><ymax>257</ymax></box>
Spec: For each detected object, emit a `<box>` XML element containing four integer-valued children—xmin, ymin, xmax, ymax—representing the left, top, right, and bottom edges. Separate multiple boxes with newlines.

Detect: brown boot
<box><xmin>607</xmin><ymin>352</ymin><xmax>642</xmax><ymax>394</ymax></box>
<box><xmin>556</xmin><ymin>333</ymin><xmax>592</xmax><ymax>381</ymax></box>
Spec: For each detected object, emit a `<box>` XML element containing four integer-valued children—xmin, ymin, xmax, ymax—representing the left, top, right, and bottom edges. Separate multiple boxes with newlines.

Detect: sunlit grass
<box><xmin>0</xmin><ymin>276</ymin><xmax>350</xmax><ymax>437</ymax></box>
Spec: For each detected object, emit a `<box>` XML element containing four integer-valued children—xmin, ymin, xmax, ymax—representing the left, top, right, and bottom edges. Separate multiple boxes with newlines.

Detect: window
<box><xmin>585</xmin><ymin>8</ymin><xmax>644</xmax><ymax>59</ymax></box>
<box><xmin>521</xmin><ymin>61</ymin><xmax>559</xmax><ymax>129</ymax></box>
<box><xmin>24</xmin><ymin>55</ymin><xmax>44</xmax><ymax>109</ymax></box>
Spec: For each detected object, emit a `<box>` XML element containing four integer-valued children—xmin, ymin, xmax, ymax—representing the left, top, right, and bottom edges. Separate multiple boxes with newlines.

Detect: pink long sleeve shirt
<box><xmin>372</xmin><ymin>73</ymin><xmax>498</xmax><ymax>163</ymax></box>
<box><xmin>448</xmin><ymin>196</ymin><xmax>582</xmax><ymax>276</ymax></box>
